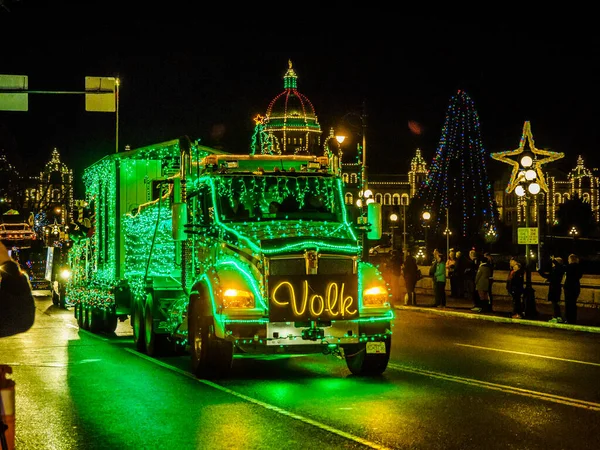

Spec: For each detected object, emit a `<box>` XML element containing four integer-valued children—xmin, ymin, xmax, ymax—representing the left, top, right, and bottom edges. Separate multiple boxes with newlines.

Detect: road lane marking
<box><xmin>455</xmin><ymin>343</ymin><xmax>600</xmax><ymax>367</ymax></box>
<box><xmin>126</xmin><ymin>348</ymin><xmax>392</xmax><ymax>450</ymax></box>
<box><xmin>388</xmin><ymin>363</ymin><xmax>600</xmax><ymax>411</ymax></box>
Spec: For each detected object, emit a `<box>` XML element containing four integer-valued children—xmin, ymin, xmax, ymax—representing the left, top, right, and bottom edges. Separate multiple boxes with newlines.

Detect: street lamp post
<box><xmin>361</xmin><ymin>101</ymin><xmax>367</xmax><ymax>190</ymax></box>
<box><xmin>569</xmin><ymin>226</ymin><xmax>579</xmax><ymax>242</ymax></box>
<box><xmin>357</xmin><ymin>189</ymin><xmax>374</xmax><ymax>260</ymax></box>
<box><xmin>389</xmin><ymin>213</ymin><xmax>399</xmax><ymax>250</ymax></box>
<box><xmin>422</xmin><ymin>211</ymin><xmax>431</xmax><ymax>259</ymax></box>
<box><xmin>402</xmin><ymin>203</ymin><xmax>407</xmax><ymax>256</ymax></box>
<box><xmin>515</xmin><ymin>154</ymin><xmax>541</xmax><ymax>318</ymax></box>
<box><xmin>491</xmin><ymin>121</ymin><xmax>565</xmax><ymax>319</ymax></box>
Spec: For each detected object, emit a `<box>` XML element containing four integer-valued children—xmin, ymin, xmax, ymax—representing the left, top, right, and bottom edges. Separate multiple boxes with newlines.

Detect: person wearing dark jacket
<box><xmin>506</xmin><ymin>257</ymin><xmax>525</xmax><ymax>319</ymax></box>
<box><xmin>402</xmin><ymin>249</ymin><xmax>419</xmax><ymax>306</ymax></box>
<box><xmin>539</xmin><ymin>256</ymin><xmax>566</xmax><ymax>323</ymax></box>
<box><xmin>465</xmin><ymin>249</ymin><xmax>481</xmax><ymax>310</ymax></box>
<box><xmin>453</xmin><ymin>250</ymin><xmax>466</xmax><ymax>299</ymax></box>
<box><xmin>474</xmin><ymin>258</ymin><xmax>492</xmax><ymax>313</ymax></box>
<box><xmin>1</xmin><ymin>241</ymin><xmax>36</xmax><ymax>337</ymax></box>
<box><xmin>563</xmin><ymin>254</ymin><xmax>583</xmax><ymax>324</ymax></box>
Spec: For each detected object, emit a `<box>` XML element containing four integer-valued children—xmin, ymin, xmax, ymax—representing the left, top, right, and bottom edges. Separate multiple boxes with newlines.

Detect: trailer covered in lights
<box><xmin>68</xmin><ymin>136</ymin><xmax>393</xmax><ymax>378</ymax></box>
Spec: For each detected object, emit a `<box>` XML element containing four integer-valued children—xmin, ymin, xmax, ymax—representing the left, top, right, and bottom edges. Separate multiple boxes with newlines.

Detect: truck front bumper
<box><xmin>224</xmin><ymin>319</ymin><xmax>392</xmax><ymax>354</ymax></box>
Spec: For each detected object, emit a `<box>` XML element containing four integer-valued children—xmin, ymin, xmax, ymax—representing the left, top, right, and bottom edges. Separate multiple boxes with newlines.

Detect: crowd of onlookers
<box><xmin>384</xmin><ymin>246</ymin><xmax>584</xmax><ymax>325</ymax></box>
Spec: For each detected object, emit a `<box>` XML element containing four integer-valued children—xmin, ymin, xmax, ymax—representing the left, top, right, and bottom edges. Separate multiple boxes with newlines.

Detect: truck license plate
<box><xmin>366</xmin><ymin>342</ymin><xmax>386</xmax><ymax>354</ymax></box>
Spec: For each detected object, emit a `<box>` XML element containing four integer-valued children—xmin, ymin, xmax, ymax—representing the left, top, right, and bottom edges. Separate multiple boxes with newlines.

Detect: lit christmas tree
<box><xmin>413</xmin><ymin>90</ymin><xmax>498</xmax><ymax>246</ymax></box>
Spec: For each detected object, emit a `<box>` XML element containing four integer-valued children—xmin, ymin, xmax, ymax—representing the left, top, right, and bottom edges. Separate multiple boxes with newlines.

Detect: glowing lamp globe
<box><xmin>525</xmin><ymin>169</ymin><xmax>537</xmax><ymax>181</ymax></box>
<box><xmin>528</xmin><ymin>182</ymin><xmax>541</xmax><ymax>195</ymax></box>
<box><xmin>521</xmin><ymin>155</ymin><xmax>533</xmax><ymax>168</ymax></box>
<box><xmin>335</xmin><ymin>135</ymin><xmax>346</xmax><ymax>144</ymax></box>
<box><xmin>363</xmin><ymin>189</ymin><xmax>373</xmax><ymax>199</ymax></box>
<box><xmin>356</xmin><ymin>199</ymin><xmax>363</xmax><ymax>208</ymax></box>
<box><xmin>422</xmin><ymin>211</ymin><xmax>431</xmax><ymax>221</ymax></box>
<box><xmin>390</xmin><ymin>213</ymin><xmax>399</xmax><ymax>222</ymax></box>
<box><xmin>515</xmin><ymin>185</ymin><xmax>526</xmax><ymax>197</ymax></box>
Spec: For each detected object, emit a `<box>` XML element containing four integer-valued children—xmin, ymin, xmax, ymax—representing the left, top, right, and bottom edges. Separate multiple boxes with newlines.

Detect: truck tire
<box><xmin>89</xmin><ymin>306</ymin><xmax>104</xmax><ymax>333</ymax></box>
<box><xmin>132</xmin><ymin>297</ymin><xmax>146</xmax><ymax>352</ymax></box>
<box><xmin>103</xmin><ymin>308</ymin><xmax>118</xmax><ymax>334</ymax></box>
<box><xmin>82</xmin><ymin>305</ymin><xmax>91</xmax><ymax>331</ymax></box>
<box><xmin>188</xmin><ymin>295</ymin><xmax>233</xmax><ymax>379</ymax></box>
<box><xmin>144</xmin><ymin>298</ymin><xmax>170</xmax><ymax>356</ymax></box>
<box><xmin>75</xmin><ymin>302</ymin><xmax>84</xmax><ymax>328</ymax></box>
<box><xmin>343</xmin><ymin>338</ymin><xmax>391</xmax><ymax>376</ymax></box>
<box><xmin>59</xmin><ymin>284</ymin><xmax>67</xmax><ymax>309</ymax></box>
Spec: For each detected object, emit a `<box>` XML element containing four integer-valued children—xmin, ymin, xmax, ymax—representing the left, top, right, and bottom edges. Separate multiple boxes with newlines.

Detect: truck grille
<box><xmin>268</xmin><ymin>256</ymin><xmax>355</xmax><ymax>276</ymax></box>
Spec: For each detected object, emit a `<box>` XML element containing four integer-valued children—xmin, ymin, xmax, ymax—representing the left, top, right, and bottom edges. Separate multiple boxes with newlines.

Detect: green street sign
<box><xmin>518</xmin><ymin>227</ymin><xmax>538</xmax><ymax>244</ymax></box>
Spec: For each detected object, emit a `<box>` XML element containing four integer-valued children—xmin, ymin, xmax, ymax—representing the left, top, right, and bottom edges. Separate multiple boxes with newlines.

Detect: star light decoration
<box><xmin>491</xmin><ymin>121</ymin><xmax>564</xmax><ymax>194</ymax></box>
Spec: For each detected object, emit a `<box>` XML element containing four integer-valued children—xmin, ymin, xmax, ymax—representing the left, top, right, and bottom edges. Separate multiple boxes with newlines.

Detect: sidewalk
<box><xmin>394</xmin><ymin>293</ymin><xmax>600</xmax><ymax>334</ymax></box>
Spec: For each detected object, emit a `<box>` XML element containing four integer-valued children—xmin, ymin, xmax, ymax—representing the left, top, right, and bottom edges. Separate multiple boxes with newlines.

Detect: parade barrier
<box><xmin>0</xmin><ymin>365</ymin><xmax>15</xmax><ymax>450</ymax></box>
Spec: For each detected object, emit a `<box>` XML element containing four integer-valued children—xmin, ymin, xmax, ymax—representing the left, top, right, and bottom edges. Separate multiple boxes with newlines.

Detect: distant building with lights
<box><xmin>261</xmin><ymin>61</ymin><xmax>429</xmax><ymax>231</ymax></box>
<box><xmin>261</xmin><ymin>60</ymin><xmax>322</xmax><ymax>155</ymax></box>
<box><xmin>23</xmin><ymin>147</ymin><xmax>74</xmax><ymax>227</ymax></box>
<box><xmin>0</xmin><ymin>151</ymin><xmax>24</xmax><ymax>213</ymax></box>
<box><xmin>341</xmin><ymin>149</ymin><xmax>429</xmax><ymax>228</ymax></box>
<box><xmin>493</xmin><ymin>155</ymin><xmax>600</xmax><ymax>227</ymax></box>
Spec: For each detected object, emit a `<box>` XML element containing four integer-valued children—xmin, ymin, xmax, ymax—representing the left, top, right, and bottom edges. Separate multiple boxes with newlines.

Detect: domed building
<box><xmin>261</xmin><ymin>62</ymin><xmax>427</xmax><ymax>237</ymax></box>
<box><xmin>262</xmin><ymin>60</ymin><xmax>322</xmax><ymax>155</ymax></box>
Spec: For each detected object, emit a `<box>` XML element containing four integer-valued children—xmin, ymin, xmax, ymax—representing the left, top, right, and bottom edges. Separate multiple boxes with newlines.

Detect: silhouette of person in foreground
<box><xmin>1</xmin><ymin>241</ymin><xmax>35</xmax><ymax>337</ymax></box>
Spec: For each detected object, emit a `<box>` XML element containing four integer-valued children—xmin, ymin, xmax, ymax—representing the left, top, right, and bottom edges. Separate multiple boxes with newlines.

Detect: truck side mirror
<box><xmin>367</xmin><ymin>202</ymin><xmax>382</xmax><ymax>240</ymax></box>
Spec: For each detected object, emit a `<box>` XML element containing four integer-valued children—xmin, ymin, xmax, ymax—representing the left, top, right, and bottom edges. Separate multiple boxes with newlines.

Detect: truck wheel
<box><xmin>52</xmin><ymin>287</ymin><xmax>60</xmax><ymax>307</ymax></box>
<box><xmin>144</xmin><ymin>300</ymin><xmax>169</xmax><ymax>356</ymax></box>
<box><xmin>344</xmin><ymin>338</ymin><xmax>391</xmax><ymax>376</ymax></box>
<box><xmin>82</xmin><ymin>305</ymin><xmax>91</xmax><ymax>330</ymax></box>
<box><xmin>89</xmin><ymin>306</ymin><xmax>104</xmax><ymax>333</ymax></box>
<box><xmin>74</xmin><ymin>302</ymin><xmax>83</xmax><ymax>327</ymax></box>
<box><xmin>189</xmin><ymin>297</ymin><xmax>233</xmax><ymax>379</ymax></box>
<box><xmin>132</xmin><ymin>298</ymin><xmax>146</xmax><ymax>352</ymax></box>
<box><xmin>103</xmin><ymin>308</ymin><xmax>118</xmax><ymax>334</ymax></box>
<box><xmin>58</xmin><ymin>284</ymin><xmax>67</xmax><ymax>309</ymax></box>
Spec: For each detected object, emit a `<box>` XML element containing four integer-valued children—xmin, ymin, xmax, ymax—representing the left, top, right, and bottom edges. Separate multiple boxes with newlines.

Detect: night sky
<box><xmin>2</xmin><ymin>4</ymin><xmax>599</xmax><ymax>197</ymax></box>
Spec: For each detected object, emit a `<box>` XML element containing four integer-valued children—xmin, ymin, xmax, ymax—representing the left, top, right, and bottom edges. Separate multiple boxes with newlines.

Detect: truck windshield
<box><xmin>216</xmin><ymin>175</ymin><xmax>343</xmax><ymax>223</ymax></box>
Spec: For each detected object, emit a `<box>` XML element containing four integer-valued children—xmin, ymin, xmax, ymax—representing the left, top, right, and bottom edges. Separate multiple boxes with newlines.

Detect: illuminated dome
<box><xmin>263</xmin><ymin>60</ymin><xmax>322</xmax><ymax>155</ymax></box>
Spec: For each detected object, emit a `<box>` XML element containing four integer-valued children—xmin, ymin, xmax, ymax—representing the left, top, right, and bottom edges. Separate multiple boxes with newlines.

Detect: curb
<box><xmin>394</xmin><ymin>305</ymin><xmax>600</xmax><ymax>334</ymax></box>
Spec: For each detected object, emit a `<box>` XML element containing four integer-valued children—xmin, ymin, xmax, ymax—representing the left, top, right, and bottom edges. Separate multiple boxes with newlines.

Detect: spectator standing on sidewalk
<box><xmin>539</xmin><ymin>256</ymin><xmax>566</xmax><ymax>323</ymax></box>
<box><xmin>402</xmin><ymin>249</ymin><xmax>419</xmax><ymax>306</ymax></box>
<box><xmin>484</xmin><ymin>252</ymin><xmax>495</xmax><ymax>311</ymax></box>
<box><xmin>431</xmin><ymin>252</ymin><xmax>446</xmax><ymax>308</ymax></box>
<box><xmin>474</xmin><ymin>257</ymin><xmax>492</xmax><ymax>313</ymax></box>
<box><xmin>446</xmin><ymin>249</ymin><xmax>457</xmax><ymax>298</ymax></box>
<box><xmin>454</xmin><ymin>250</ymin><xmax>466</xmax><ymax>299</ymax></box>
<box><xmin>388</xmin><ymin>250</ymin><xmax>403</xmax><ymax>306</ymax></box>
<box><xmin>465</xmin><ymin>249</ymin><xmax>481</xmax><ymax>311</ymax></box>
<box><xmin>563</xmin><ymin>254</ymin><xmax>583</xmax><ymax>324</ymax></box>
<box><xmin>506</xmin><ymin>257</ymin><xmax>525</xmax><ymax>318</ymax></box>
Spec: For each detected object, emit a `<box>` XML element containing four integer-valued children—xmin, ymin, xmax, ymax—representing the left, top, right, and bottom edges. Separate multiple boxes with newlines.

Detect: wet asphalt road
<box><xmin>1</xmin><ymin>295</ymin><xmax>600</xmax><ymax>449</ymax></box>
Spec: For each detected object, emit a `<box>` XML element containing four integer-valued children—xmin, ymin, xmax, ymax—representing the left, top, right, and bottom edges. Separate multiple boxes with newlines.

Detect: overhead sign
<box><xmin>85</xmin><ymin>76</ymin><xmax>116</xmax><ymax>112</ymax></box>
<box><xmin>518</xmin><ymin>227</ymin><xmax>538</xmax><ymax>244</ymax></box>
<box><xmin>0</xmin><ymin>75</ymin><xmax>28</xmax><ymax>111</ymax></box>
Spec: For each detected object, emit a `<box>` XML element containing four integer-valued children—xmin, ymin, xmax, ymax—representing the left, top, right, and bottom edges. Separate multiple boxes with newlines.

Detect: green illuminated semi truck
<box><xmin>68</xmin><ymin>136</ymin><xmax>393</xmax><ymax>378</ymax></box>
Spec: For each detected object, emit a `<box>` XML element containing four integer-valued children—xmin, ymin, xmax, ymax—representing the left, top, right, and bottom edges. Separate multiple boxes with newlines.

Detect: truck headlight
<box><xmin>59</xmin><ymin>268</ymin><xmax>72</xmax><ymax>280</ymax></box>
<box><xmin>222</xmin><ymin>288</ymin><xmax>255</xmax><ymax>309</ymax></box>
<box><xmin>362</xmin><ymin>286</ymin><xmax>388</xmax><ymax>307</ymax></box>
